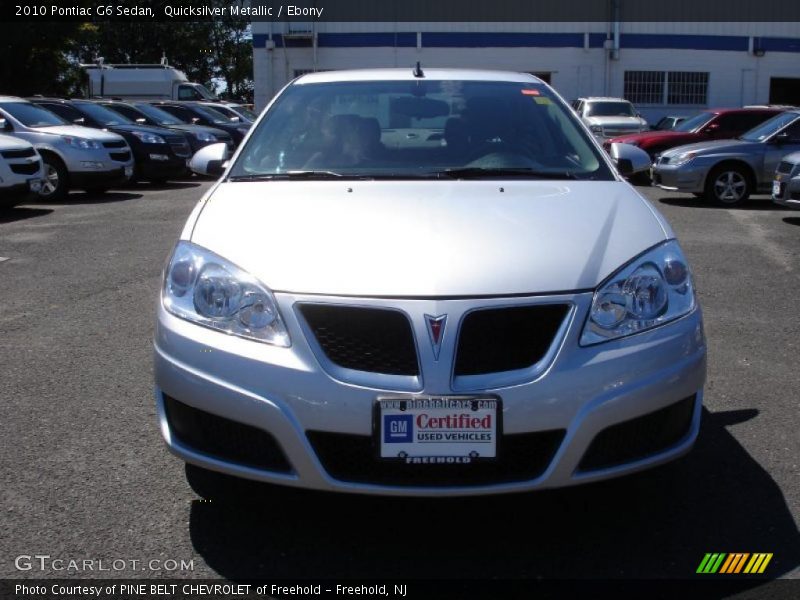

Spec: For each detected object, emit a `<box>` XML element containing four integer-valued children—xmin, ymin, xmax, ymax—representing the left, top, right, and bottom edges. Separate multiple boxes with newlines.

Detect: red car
<box><xmin>604</xmin><ymin>107</ymin><xmax>784</xmax><ymax>160</ymax></box>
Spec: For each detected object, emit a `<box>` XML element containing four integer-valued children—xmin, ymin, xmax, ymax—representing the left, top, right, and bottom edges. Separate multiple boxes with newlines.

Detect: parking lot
<box><xmin>0</xmin><ymin>180</ymin><xmax>798</xmax><ymax>583</ymax></box>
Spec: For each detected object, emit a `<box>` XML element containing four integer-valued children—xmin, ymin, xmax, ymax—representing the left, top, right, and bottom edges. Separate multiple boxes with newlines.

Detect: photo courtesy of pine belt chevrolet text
<box><xmin>154</xmin><ymin>68</ymin><xmax>707</xmax><ymax>497</ymax></box>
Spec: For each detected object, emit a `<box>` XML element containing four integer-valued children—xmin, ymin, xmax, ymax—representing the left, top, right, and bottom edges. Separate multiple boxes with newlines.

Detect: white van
<box><xmin>83</xmin><ymin>62</ymin><xmax>217</xmax><ymax>101</ymax></box>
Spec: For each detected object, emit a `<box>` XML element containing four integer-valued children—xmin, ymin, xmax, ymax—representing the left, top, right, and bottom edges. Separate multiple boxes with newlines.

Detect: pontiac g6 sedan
<box><xmin>154</xmin><ymin>69</ymin><xmax>707</xmax><ymax>496</ymax></box>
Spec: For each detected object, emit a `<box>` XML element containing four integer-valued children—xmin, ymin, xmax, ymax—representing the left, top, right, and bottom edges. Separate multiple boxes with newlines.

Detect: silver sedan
<box><xmin>154</xmin><ymin>69</ymin><xmax>706</xmax><ymax>497</ymax></box>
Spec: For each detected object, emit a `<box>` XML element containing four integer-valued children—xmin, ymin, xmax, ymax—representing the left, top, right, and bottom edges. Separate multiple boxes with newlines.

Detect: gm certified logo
<box><xmin>384</xmin><ymin>414</ymin><xmax>413</xmax><ymax>443</ymax></box>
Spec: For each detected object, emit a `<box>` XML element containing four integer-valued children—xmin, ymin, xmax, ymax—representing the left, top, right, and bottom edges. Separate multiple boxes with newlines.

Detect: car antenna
<box><xmin>413</xmin><ymin>61</ymin><xmax>424</xmax><ymax>78</ymax></box>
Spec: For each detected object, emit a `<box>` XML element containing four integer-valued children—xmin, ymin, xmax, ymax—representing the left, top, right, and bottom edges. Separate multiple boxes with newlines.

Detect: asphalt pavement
<box><xmin>1</xmin><ymin>180</ymin><xmax>798</xmax><ymax>587</ymax></box>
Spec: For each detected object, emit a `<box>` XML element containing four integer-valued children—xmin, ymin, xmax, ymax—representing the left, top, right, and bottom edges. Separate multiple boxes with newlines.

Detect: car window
<box><xmin>178</xmin><ymin>85</ymin><xmax>201</xmax><ymax>101</ymax></box>
<box><xmin>782</xmin><ymin>120</ymin><xmax>800</xmax><ymax>143</ymax></box>
<box><xmin>740</xmin><ymin>112</ymin><xmax>800</xmax><ymax>142</ymax></box>
<box><xmin>158</xmin><ymin>105</ymin><xmax>194</xmax><ymax>122</ymax></box>
<box><xmin>674</xmin><ymin>112</ymin><xmax>714</xmax><ymax>132</ymax></box>
<box><xmin>191</xmin><ymin>105</ymin><xmax>231</xmax><ymax>125</ymax></box>
<box><xmin>39</xmin><ymin>103</ymin><xmax>84</xmax><ymax>123</ymax></box>
<box><xmin>134</xmin><ymin>103</ymin><xmax>185</xmax><ymax>125</ymax></box>
<box><xmin>233</xmin><ymin>106</ymin><xmax>258</xmax><ymax>120</ymax></box>
<box><xmin>104</xmin><ymin>104</ymin><xmax>144</xmax><ymax>122</ymax></box>
<box><xmin>231</xmin><ymin>79</ymin><xmax>612</xmax><ymax>180</ymax></box>
<box><xmin>585</xmin><ymin>101</ymin><xmax>635</xmax><ymax>117</ymax></box>
<box><xmin>0</xmin><ymin>102</ymin><xmax>67</xmax><ymax>127</ymax></box>
<box><xmin>74</xmin><ymin>102</ymin><xmax>133</xmax><ymax>126</ymax></box>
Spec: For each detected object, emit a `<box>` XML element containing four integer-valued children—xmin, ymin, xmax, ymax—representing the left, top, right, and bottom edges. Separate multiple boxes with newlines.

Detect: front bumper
<box><xmin>772</xmin><ymin>174</ymin><xmax>800</xmax><ymax>210</ymax></box>
<box><xmin>71</xmin><ymin>167</ymin><xmax>130</xmax><ymax>188</ymax></box>
<box><xmin>652</xmin><ymin>161</ymin><xmax>708</xmax><ymax>193</ymax></box>
<box><xmin>154</xmin><ymin>292</ymin><xmax>707</xmax><ymax>496</ymax></box>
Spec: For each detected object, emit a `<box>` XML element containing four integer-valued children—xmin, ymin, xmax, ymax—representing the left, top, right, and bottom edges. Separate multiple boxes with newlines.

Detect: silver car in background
<box><xmin>772</xmin><ymin>150</ymin><xmax>800</xmax><ymax>210</ymax></box>
<box><xmin>155</xmin><ymin>69</ymin><xmax>706</xmax><ymax>497</ymax></box>
<box><xmin>0</xmin><ymin>133</ymin><xmax>43</xmax><ymax>208</ymax></box>
<box><xmin>652</xmin><ymin>109</ymin><xmax>800</xmax><ymax>205</ymax></box>
<box><xmin>0</xmin><ymin>97</ymin><xmax>134</xmax><ymax>200</ymax></box>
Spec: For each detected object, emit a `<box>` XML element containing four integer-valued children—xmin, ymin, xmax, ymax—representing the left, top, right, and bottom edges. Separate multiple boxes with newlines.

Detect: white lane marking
<box><xmin>0</xmin><ymin>257</ymin><xmax>9</xmax><ymax>263</ymax></box>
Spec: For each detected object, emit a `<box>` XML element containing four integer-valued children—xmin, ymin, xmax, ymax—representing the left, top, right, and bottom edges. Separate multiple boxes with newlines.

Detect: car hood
<box><xmin>660</xmin><ymin>138</ymin><xmax>760</xmax><ymax>157</ymax></box>
<box><xmin>0</xmin><ymin>133</ymin><xmax>33</xmax><ymax>151</ymax></box>
<box><xmin>585</xmin><ymin>116</ymin><xmax>645</xmax><ymax>128</ymax></box>
<box><xmin>35</xmin><ymin>125</ymin><xmax>125</xmax><ymax>142</ymax></box>
<box><xmin>189</xmin><ymin>181</ymin><xmax>668</xmax><ymax>297</ymax></box>
<box><xmin>106</xmin><ymin>123</ymin><xmax>181</xmax><ymax>137</ymax></box>
<box><xmin>610</xmin><ymin>130</ymin><xmax>695</xmax><ymax>145</ymax></box>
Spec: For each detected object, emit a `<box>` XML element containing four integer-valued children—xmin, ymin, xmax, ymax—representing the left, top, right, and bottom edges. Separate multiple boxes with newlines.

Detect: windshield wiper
<box><xmin>434</xmin><ymin>167</ymin><xmax>579</xmax><ymax>180</ymax></box>
<box><xmin>229</xmin><ymin>170</ymin><xmax>345</xmax><ymax>181</ymax></box>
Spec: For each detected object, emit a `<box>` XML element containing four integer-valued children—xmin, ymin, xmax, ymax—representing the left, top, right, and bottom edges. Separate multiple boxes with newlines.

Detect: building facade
<box><xmin>250</xmin><ymin>21</ymin><xmax>800</xmax><ymax>122</ymax></box>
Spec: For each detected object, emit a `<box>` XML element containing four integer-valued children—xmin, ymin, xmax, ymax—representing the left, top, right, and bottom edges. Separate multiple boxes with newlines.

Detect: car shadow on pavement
<box><xmin>35</xmin><ymin>191</ymin><xmax>143</xmax><ymax>205</ymax></box>
<box><xmin>783</xmin><ymin>217</ymin><xmax>800</xmax><ymax>227</ymax></box>
<box><xmin>119</xmin><ymin>181</ymin><xmax>202</xmax><ymax>191</ymax></box>
<box><xmin>658</xmin><ymin>196</ymin><xmax>790</xmax><ymax>211</ymax></box>
<box><xmin>187</xmin><ymin>407</ymin><xmax>800</xmax><ymax>585</ymax></box>
<box><xmin>0</xmin><ymin>206</ymin><xmax>53</xmax><ymax>224</ymax></box>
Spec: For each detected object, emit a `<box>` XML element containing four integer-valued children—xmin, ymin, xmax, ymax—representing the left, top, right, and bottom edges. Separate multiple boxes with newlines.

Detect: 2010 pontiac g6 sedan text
<box><xmin>154</xmin><ymin>69</ymin><xmax>706</xmax><ymax>496</ymax></box>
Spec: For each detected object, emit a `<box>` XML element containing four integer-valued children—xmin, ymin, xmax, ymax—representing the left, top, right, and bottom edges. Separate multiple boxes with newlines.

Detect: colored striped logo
<box><xmin>696</xmin><ymin>553</ymin><xmax>773</xmax><ymax>574</ymax></box>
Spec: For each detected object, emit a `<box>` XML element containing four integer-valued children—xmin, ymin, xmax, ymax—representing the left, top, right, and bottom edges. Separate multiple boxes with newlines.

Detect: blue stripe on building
<box><xmin>252</xmin><ymin>32</ymin><xmax>800</xmax><ymax>52</ymax></box>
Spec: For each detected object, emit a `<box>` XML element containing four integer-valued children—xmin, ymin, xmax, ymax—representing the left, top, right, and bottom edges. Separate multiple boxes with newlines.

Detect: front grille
<box><xmin>307</xmin><ymin>429</ymin><xmax>565</xmax><ymax>487</ymax></box>
<box><xmin>102</xmin><ymin>140</ymin><xmax>127</xmax><ymax>149</ymax></box>
<box><xmin>777</xmin><ymin>160</ymin><xmax>794</xmax><ymax>174</ymax></box>
<box><xmin>1</xmin><ymin>148</ymin><xmax>36</xmax><ymax>159</ymax></box>
<box><xmin>110</xmin><ymin>151</ymin><xmax>131</xmax><ymax>162</ymax></box>
<box><xmin>170</xmin><ymin>142</ymin><xmax>191</xmax><ymax>158</ymax></box>
<box><xmin>9</xmin><ymin>162</ymin><xmax>39</xmax><ymax>175</ymax></box>
<box><xmin>163</xmin><ymin>395</ymin><xmax>292</xmax><ymax>473</ymax></box>
<box><xmin>603</xmin><ymin>128</ymin><xmax>639</xmax><ymax>138</ymax></box>
<box><xmin>299</xmin><ymin>304</ymin><xmax>419</xmax><ymax>376</ymax></box>
<box><xmin>578</xmin><ymin>395</ymin><xmax>696</xmax><ymax>472</ymax></box>
<box><xmin>454</xmin><ymin>304</ymin><xmax>569</xmax><ymax>376</ymax></box>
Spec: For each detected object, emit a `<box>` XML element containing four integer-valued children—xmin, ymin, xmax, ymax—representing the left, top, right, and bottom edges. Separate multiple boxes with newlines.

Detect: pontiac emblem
<box><xmin>424</xmin><ymin>314</ymin><xmax>447</xmax><ymax>361</ymax></box>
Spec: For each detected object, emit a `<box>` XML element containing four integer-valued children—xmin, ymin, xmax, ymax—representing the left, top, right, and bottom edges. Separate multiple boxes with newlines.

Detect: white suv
<box><xmin>0</xmin><ymin>133</ymin><xmax>43</xmax><ymax>209</ymax></box>
<box><xmin>572</xmin><ymin>97</ymin><xmax>648</xmax><ymax>139</ymax></box>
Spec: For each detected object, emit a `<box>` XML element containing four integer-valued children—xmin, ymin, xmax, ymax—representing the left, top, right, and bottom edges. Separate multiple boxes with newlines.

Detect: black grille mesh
<box><xmin>102</xmin><ymin>140</ymin><xmax>127</xmax><ymax>149</ymax></box>
<box><xmin>163</xmin><ymin>395</ymin><xmax>292</xmax><ymax>473</ymax></box>
<box><xmin>777</xmin><ymin>160</ymin><xmax>794</xmax><ymax>174</ymax></box>
<box><xmin>9</xmin><ymin>162</ymin><xmax>39</xmax><ymax>175</ymax></box>
<box><xmin>454</xmin><ymin>304</ymin><xmax>569</xmax><ymax>376</ymax></box>
<box><xmin>300</xmin><ymin>304</ymin><xmax>419</xmax><ymax>376</ymax></box>
<box><xmin>1</xmin><ymin>148</ymin><xmax>36</xmax><ymax>159</ymax></box>
<box><xmin>578</xmin><ymin>395</ymin><xmax>696</xmax><ymax>471</ymax></box>
<box><xmin>306</xmin><ymin>429</ymin><xmax>565</xmax><ymax>487</ymax></box>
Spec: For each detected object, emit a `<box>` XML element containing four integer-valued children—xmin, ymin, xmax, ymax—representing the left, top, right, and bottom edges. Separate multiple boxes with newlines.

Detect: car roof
<box><xmin>294</xmin><ymin>68</ymin><xmax>543</xmax><ymax>85</ymax></box>
<box><xmin>0</xmin><ymin>96</ymin><xmax>28</xmax><ymax>103</ymax></box>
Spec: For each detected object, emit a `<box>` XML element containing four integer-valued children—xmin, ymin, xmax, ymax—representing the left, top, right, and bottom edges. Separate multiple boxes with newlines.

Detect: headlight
<box><xmin>61</xmin><ymin>136</ymin><xmax>101</xmax><ymax>149</ymax></box>
<box><xmin>581</xmin><ymin>240</ymin><xmax>696</xmax><ymax>345</ymax></box>
<box><xmin>131</xmin><ymin>131</ymin><xmax>166</xmax><ymax>144</ymax></box>
<box><xmin>162</xmin><ymin>241</ymin><xmax>290</xmax><ymax>347</ymax></box>
<box><xmin>670</xmin><ymin>151</ymin><xmax>697</xmax><ymax>167</ymax></box>
<box><xmin>193</xmin><ymin>131</ymin><xmax>217</xmax><ymax>142</ymax></box>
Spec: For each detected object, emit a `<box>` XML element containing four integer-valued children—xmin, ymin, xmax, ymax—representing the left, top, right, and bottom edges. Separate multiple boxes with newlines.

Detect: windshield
<box><xmin>230</xmin><ymin>80</ymin><xmax>612</xmax><ymax>180</ymax></box>
<box><xmin>739</xmin><ymin>112</ymin><xmax>799</xmax><ymax>142</ymax></box>
<box><xmin>192</xmin><ymin>105</ymin><xmax>231</xmax><ymax>125</ymax></box>
<box><xmin>195</xmin><ymin>85</ymin><xmax>217</xmax><ymax>100</ymax></box>
<box><xmin>75</xmin><ymin>102</ymin><xmax>133</xmax><ymax>126</ymax></box>
<box><xmin>674</xmin><ymin>112</ymin><xmax>714</xmax><ymax>133</ymax></box>
<box><xmin>585</xmin><ymin>101</ymin><xmax>636</xmax><ymax>117</ymax></box>
<box><xmin>0</xmin><ymin>102</ymin><xmax>67</xmax><ymax>127</ymax></box>
<box><xmin>133</xmin><ymin>103</ymin><xmax>185</xmax><ymax>125</ymax></box>
<box><xmin>206</xmin><ymin>104</ymin><xmax>241</xmax><ymax>121</ymax></box>
<box><xmin>232</xmin><ymin>106</ymin><xmax>257</xmax><ymax>121</ymax></box>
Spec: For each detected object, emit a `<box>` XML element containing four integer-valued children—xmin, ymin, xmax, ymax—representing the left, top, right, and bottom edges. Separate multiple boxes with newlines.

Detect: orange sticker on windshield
<box><xmin>521</xmin><ymin>89</ymin><xmax>540</xmax><ymax>95</ymax></box>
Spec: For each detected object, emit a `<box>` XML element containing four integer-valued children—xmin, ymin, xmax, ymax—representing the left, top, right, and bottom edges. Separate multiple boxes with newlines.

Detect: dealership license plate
<box><xmin>376</xmin><ymin>396</ymin><xmax>499</xmax><ymax>462</ymax></box>
<box><xmin>773</xmin><ymin>180</ymin><xmax>783</xmax><ymax>197</ymax></box>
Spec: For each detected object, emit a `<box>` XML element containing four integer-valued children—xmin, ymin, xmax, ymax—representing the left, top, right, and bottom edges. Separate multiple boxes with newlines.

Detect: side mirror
<box><xmin>189</xmin><ymin>142</ymin><xmax>228</xmax><ymax>177</ymax></box>
<box><xmin>702</xmin><ymin>123</ymin><xmax>720</xmax><ymax>134</ymax></box>
<box><xmin>0</xmin><ymin>118</ymin><xmax>11</xmax><ymax>132</ymax></box>
<box><xmin>73</xmin><ymin>117</ymin><xmax>85</xmax><ymax>125</ymax></box>
<box><xmin>773</xmin><ymin>131</ymin><xmax>791</xmax><ymax>144</ymax></box>
<box><xmin>609</xmin><ymin>142</ymin><xmax>651</xmax><ymax>176</ymax></box>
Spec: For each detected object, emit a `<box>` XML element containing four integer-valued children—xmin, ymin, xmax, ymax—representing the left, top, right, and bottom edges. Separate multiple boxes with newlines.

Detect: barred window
<box><xmin>624</xmin><ymin>71</ymin><xmax>709</xmax><ymax>105</ymax></box>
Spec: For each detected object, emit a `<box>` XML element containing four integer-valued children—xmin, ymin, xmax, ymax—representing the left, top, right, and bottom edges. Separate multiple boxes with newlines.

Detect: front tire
<box><xmin>705</xmin><ymin>165</ymin><xmax>751</xmax><ymax>206</ymax></box>
<box><xmin>39</xmin><ymin>155</ymin><xmax>68</xmax><ymax>201</ymax></box>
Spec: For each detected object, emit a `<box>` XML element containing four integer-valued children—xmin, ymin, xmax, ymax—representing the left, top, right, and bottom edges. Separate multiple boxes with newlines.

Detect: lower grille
<box><xmin>307</xmin><ymin>429</ymin><xmax>565</xmax><ymax>487</ymax></box>
<box><xmin>163</xmin><ymin>395</ymin><xmax>292</xmax><ymax>473</ymax></box>
<box><xmin>102</xmin><ymin>140</ymin><xmax>127</xmax><ymax>149</ymax></box>
<box><xmin>9</xmin><ymin>162</ymin><xmax>39</xmax><ymax>175</ymax></box>
<box><xmin>1</xmin><ymin>148</ymin><xmax>36</xmax><ymax>159</ymax></box>
<box><xmin>110</xmin><ymin>151</ymin><xmax>131</xmax><ymax>162</ymax></box>
<box><xmin>170</xmin><ymin>142</ymin><xmax>191</xmax><ymax>158</ymax></box>
<box><xmin>299</xmin><ymin>304</ymin><xmax>419</xmax><ymax>376</ymax></box>
<box><xmin>454</xmin><ymin>304</ymin><xmax>569</xmax><ymax>376</ymax></box>
<box><xmin>578</xmin><ymin>395</ymin><xmax>696</xmax><ymax>472</ymax></box>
